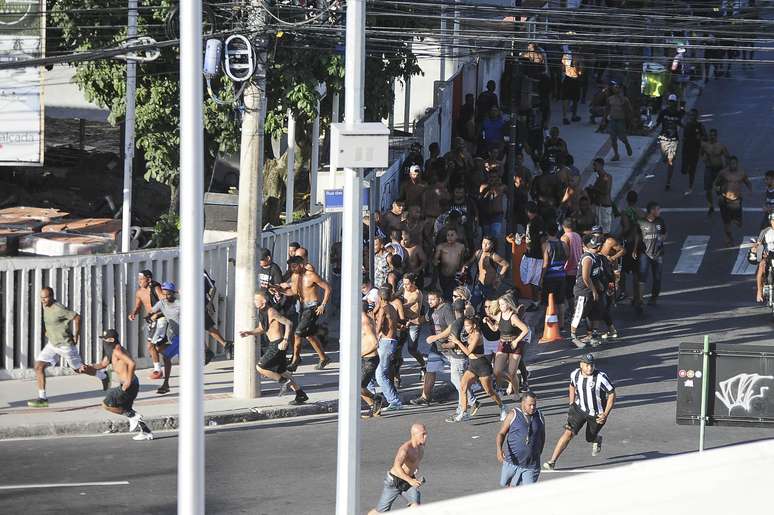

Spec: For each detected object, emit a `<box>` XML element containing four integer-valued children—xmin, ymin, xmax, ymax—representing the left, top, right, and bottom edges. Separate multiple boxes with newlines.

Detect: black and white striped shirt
<box><xmin>570</xmin><ymin>368</ymin><xmax>615</xmax><ymax>416</ymax></box>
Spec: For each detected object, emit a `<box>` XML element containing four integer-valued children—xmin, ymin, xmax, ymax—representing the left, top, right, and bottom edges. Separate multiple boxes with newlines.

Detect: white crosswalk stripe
<box><xmin>731</xmin><ymin>236</ymin><xmax>759</xmax><ymax>275</ymax></box>
<box><xmin>673</xmin><ymin>235</ymin><xmax>710</xmax><ymax>274</ymax></box>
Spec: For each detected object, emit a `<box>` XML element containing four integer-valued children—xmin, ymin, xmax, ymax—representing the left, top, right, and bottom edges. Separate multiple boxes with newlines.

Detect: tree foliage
<box><xmin>46</xmin><ymin>1</ymin><xmax>421</xmax><ymax>206</ymax></box>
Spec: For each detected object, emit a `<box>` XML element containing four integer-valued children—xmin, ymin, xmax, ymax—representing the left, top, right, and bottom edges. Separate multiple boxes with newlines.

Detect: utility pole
<box><xmin>233</xmin><ymin>1</ymin><xmax>269</xmax><ymax>399</ymax></box>
<box><xmin>335</xmin><ymin>0</ymin><xmax>365</xmax><ymax>513</ymax></box>
<box><xmin>178</xmin><ymin>0</ymin><xmax>204</xmax><ymax>512</ymax></box>
<box><xmin>285</xmin><ymin>109</ymin><xmax>296</xmax><ymax>223</ymax></box>
<box><xmin>121</xmin><ymin>0</ymin><xmax>137</xmax><ymax>252</ymax></box>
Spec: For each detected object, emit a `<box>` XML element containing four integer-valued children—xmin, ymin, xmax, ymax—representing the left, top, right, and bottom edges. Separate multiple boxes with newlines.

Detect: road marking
<box><xmin>660</xmin><ymin>208</ymin><xmax>759</xmax><ymax>213</ymax></box>
<box><xmin>0</xmin><ymin>481</ymin><xmax>129</xmax><ymax>490</ymax></box>
<box><xmin>541</xmin><ymin>469</ymin><xmax>607</xmax><ymax>473</ymax></box>
<box><xmin>731</xmin><ymin>236</ymin><xmax>758</xmax><ymax>275</ymax></box>
<box><xmin>673</xmin><ymin>235</ymin><xmax>710</xmax><ymax>274</ymax></box>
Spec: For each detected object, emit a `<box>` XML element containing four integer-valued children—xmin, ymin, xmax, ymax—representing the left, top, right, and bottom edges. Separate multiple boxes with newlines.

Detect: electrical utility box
<box><xmin>330</xmin><ymin>122</ymin><xmax>390</xmax><ymax>169</ymax></box>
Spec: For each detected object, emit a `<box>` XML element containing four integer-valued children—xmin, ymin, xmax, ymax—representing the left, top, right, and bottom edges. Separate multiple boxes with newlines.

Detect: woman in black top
<box><xmin>490</xmin><ymin>294</ymin><xmax>530</xmax><ymax>399</ymax></box>
<box><xmin>448</xmin><ymin>317</ymin><xmax>506</xmax><ymax>422</ymax></box>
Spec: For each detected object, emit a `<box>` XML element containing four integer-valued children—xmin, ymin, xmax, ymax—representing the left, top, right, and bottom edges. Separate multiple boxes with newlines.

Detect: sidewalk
<box><xmin>0</xmin><ymin>88</ymin><xmax>700</xmax><ymax>440</ymax></box>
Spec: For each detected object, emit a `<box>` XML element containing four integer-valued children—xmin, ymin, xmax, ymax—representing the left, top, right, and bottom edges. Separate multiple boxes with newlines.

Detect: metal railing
<box><xmin>0</xmin><ymin>212</ymin><xmax>341</xmax><ymax>378</ymax></box>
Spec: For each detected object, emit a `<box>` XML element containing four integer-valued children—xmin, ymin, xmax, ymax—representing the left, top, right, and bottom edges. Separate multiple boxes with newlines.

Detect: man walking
<box><xmin>714</xmin><ymin>156</ymin><xmax>752</xmax><ymax>246</ymax></box>
<box><xmin>368</xmin><ymin>423</ymin><xmax>428</xmax><ymax>513</ymax></box>
<box><xmin>680</xmin><ymin>108</ymin><xmax>706</xmax><ymax>196</ymax></box>
<box><xmin>497</xmin><ymin>392</ymin><xmax>545</xmax><ymax>487</ymax></box>
<box><xmin>28</xmin><ymin>287</ymin><xmax>91</xmax><ymax>407</ymax></box>
<box><xmin>374</xmin><ymin>286</ymin><xmax>402</xmax><ymax>412</ymax></box>
<box><xmin>655</xmin><ymin>94</ymin><xmax>683</xmax><ymax>191</ymax></box>
<box><xmin>633</xmin><ymin>201</ymin><xmax>667</xmax><ymax>311</ymax></box>
<box><xmin>588</xmin><ymin>158</ymin><xmax>613</xmax><ymax>234</ymax></box>
<box><xmin>701</xmin><ymin>128</ymin><xmax>730</xmax><ymax>214</ymax></box>
<box><xmin>543</xmin><ymin>353</ymin><xmax>615</xmax><ymax>470</ymax></box>
<box><xmin>90</xmin><ymin>329</ymin><xmax>154</xmax><ymax>441</ymax></box>
<box><xmin>604</xmin><ymin>82</ymin><xmax>633</xmax><ymax>161</ymax></box>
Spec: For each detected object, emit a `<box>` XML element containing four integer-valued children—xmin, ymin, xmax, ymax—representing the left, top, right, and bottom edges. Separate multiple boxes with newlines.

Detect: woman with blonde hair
<box><xmin>488</xmin><ymin>293</ymin><xmax>529</xmax><ymax>399</ymax></box>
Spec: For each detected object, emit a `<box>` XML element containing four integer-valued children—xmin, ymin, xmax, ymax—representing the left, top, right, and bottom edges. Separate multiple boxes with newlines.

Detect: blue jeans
<box><xmin>500</xmin><ymin>462</ymin><xmax>540</xmax><ymax>487</ymax></box>
<box><xmin>376</xmin><ymin>338</ymin><xmax>401</xmax><ymax>406</ymax></box>
<box><xmin>471</xmin><ymin>281</ymin><xmax>497</xmax><ymax>312</ymax></box>
<box><xmin>638</xmin><ymin>254</ymin><xmax>663</xmax><ymax>300</ymax></box>
<box><xmin>448</xmin><ymin>354</ymin><xmax>476</xmax><ymax>415</ymax></box>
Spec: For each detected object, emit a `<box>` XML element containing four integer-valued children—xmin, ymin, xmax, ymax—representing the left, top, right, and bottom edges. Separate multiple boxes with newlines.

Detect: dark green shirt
<box><xmin>43</xmin><ymin>302</ymin><xmax>77</xmax><ymax>348</ymax></box>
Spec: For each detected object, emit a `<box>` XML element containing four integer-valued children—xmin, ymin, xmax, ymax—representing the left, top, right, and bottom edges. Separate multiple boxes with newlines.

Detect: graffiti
<box><xmin>715</xmin><ymin>373</ymin><xmax>774</xmax><ymax>416</ymax></box>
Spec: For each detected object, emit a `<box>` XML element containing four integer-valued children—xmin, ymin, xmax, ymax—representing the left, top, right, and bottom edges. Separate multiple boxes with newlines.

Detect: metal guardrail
<box><xmin>0</xmin><ymin>212</ymin><xmax>341</xmax><ymax>378</ymax></box>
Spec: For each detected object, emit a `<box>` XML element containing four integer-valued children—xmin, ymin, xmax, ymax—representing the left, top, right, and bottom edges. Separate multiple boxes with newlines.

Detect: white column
<box><xmin>121</xmin><ymin>0</ymin><xmax>137</xmax><ymax>252</ymax></box>
<box><xmin>178</xmin><ymin>0</ymin><xmax>204</xmax><ymax>513</ymax></box>
<box><xmin>285</xmin><ymin>109</ymin><xmax>296</xmax><ymax>224</ymax></box>
<box><xmin>336</xmin><ymin>0</ymin><xmax>364</xmax><ymax>513</ymax></box>
<box><xmin>310</xmin><ymin>100</ymin><xmax>321</xmax><ymax>208</ymax></box>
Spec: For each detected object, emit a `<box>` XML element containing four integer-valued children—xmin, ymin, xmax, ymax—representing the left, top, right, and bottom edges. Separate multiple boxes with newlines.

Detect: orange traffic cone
<box><xmin>539</xmin><ymin>293</ymin><xmax>563</xmax><ymax>344</ymax></box>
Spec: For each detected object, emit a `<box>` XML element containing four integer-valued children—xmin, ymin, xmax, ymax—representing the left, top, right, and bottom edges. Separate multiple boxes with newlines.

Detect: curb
<box><xmin>0</xmin><ymin>384</ymin><xmax>459</xmax><ymax>440</ymax></box>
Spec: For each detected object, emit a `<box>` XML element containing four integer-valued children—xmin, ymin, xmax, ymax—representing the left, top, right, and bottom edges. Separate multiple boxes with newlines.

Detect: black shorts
<box><xmin>542</xmin><ymin>276</ymin><xmax>566</xmax><ymax>303</ymax></box>
<box><xmin>361</xmin><ymin>356</ymin><xmax>379</xmax><ymax>389</ymax></box>
<box><xmin>571</xmin><ymin>294</ymin><xmax>604</xmax><ymax>327</ymax></box>
<box><xmin>103</xmin><ymin>377</ymin><xmax>140</xmax><ymax>412</ymax></box>
<box><xmin>719</xmin><ymin>198</ymin><xmax>742</xmax><ymax>225</ymax></box>
<box><xmin>468</xmin><ymin>356</ymin><xmax>493</xmax><ymax>377</ymax></box>
<box><xmin>258</xmin><ymin>342</ymin><xmax>287</xmax><ymax>374</ymax></box>
<box><xmin>561</xmin><ymin>76</ymin><xmax>580</xmax><ymax>101</ymax></box>
<box><xmin>566</xmin><ymin>403</ymin><xmax>605</xmax><ymax>443</ymax></box>
<box><xmin>295</xmin><ymin>305</ymin><xmax>319</xmax><ymax>337</ymax></box>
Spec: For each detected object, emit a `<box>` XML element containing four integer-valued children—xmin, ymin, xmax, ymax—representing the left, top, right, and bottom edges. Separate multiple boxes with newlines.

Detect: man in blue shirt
<box><xmin>496</xmin><ymin>391</ymin><xmax>546</xmax><ymax>487</ymax></box>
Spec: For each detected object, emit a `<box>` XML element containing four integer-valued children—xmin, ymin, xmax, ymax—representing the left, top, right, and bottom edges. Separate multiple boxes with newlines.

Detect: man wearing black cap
<box><xmin>570</xmin><ymin>234</ymin><xmax>605</xmax><ymax>348</ymax></box>
<box><xmin>92</xmin><ymin>329</ymin><xmax>154</xmax><ymax>441</ymax></box>
<box><xmin>258</xmin><ymin>248</ymin><xmax>284</xmax><ymax>305</ymax></box>
<box><xmin>543</xmin><ymin>353</ymin><xmax>615</xmax><ymax>470</ymax></box>
<box><xmin>128</xmin><ymin>269</ymin><xmax>164</xmax><ymax>380</ymax></box>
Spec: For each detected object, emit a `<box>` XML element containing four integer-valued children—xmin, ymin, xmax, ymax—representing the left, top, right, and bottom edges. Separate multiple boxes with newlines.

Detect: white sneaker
<box><xmin>592</xmin><ymin>435</ymin><xmax>603</xmax><ymax>456</ymax></box>
<box><xmin>133</xmin><ymin>432</ymin><xmax>154</xmax><ymax>441</ymax></box>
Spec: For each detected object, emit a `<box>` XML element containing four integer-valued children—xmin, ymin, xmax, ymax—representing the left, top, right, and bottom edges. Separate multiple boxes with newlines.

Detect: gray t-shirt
<box><xmin>638</xmin><ymin>217</ymin><xmax>666</xmax><ymax>259</ymax></box>
<box><xmin>153</xmin><ymin>299</ymin><xmax>180</xmax><ymax>339</ymax></box>
<box><xmin>428</xmin><ymin>302</ymin><xmax>456</xmax><ymax>352</ymax></box>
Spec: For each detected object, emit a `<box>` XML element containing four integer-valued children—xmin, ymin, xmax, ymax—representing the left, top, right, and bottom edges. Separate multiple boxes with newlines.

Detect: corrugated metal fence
<box><xmin>0</xmin><ymin>212</ymin><xmax>341</xmax><ymax>379</ymax></box>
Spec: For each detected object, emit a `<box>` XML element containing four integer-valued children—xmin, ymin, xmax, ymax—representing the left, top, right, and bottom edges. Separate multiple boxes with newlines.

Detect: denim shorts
<box><xmin>374</xmin><ymin>472</ymin><xmax>420</xmax><ymax>511</ymax></box>
<box><xmin>500</xmin><ymin>461</ymin><xmax>540</xmax><ymax>487</ymax></box>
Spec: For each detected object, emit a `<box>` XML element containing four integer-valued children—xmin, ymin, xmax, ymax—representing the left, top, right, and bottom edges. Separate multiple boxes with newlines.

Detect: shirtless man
<box><xmin>361</xmin><ymin>308</ymin><xmax>382</xmax><ymax>418</ymax></box>
<box><xmin>401</xmin><ymin>230</ymin><xmax>427</xmax><ymax>282</ymax></box>
<box><xmin>281</xmin><ymin>255</ymin><xmax>332</xmax><ymax>370</ymax></box>
<box><xmin>701</xmin><ymin>128</ymin><xmax>730</xmax><ymax>214</ymax></box>
<box><xmin>468</xmin><ymin>235</ymin><xmax>509</xmax><ymax>310</ymax></box>
<box><xmin>368</xmin><ymin>423</ymin><xmax>428</xmax><ymax>513</ymax></box>
<box><xmin>714</xmin><ymin>156</ymin><xmax>752</xmax><ymax>245</ymax></box>
<box><xmin>239</xmin><ymin>290</ymin><xmax>308</xmax><ymax>405</ymax></box>
<box><xmin>387</xmin><ymin>284</ymin><xmax>407</xmax><ymax>388</ymax></box>
<box><xmin>90</xmin><ymin>329</ymin><xmax>154</xmax><ymax>441</ymax></box>
<box><xmin>405</xmin><ymin>205</ymin><xmax>432</xmax><ymax>256</ymax></box>
<box><xmin>434</xmin><ymin>228</ymin><xmax>467</xmax><ymax>301</ymax></box>
<box><xmin>374</xmin><ymin>287</ymin><xmax>402</xmax><ymax>411</ymax></box>
<box><xmin>400</xmin><ymin>274</ymin><xmax>426</xmax><ymax>374</ymax></box>
<box><xmin>127</xmin><ymin>270</ymin><xmax>165</xmax><ymax>380</ymax></box>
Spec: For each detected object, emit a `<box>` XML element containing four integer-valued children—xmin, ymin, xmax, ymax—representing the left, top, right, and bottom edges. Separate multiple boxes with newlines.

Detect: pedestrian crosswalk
<box><xmin>670</xmin><ymin>235</ymin><xmax>757</xmax><ymax>275</ymax></box>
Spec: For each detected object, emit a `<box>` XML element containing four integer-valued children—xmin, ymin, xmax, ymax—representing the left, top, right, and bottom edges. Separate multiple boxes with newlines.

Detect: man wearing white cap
<box><xmin>399</xmin><ymin>165</ymin><xmax>427</xmax><ymax>209</ymax></box>
<box><xmin>654</xmin><ymin>93</ymin><xmax>684</xmax><ymax>191</ymax></box>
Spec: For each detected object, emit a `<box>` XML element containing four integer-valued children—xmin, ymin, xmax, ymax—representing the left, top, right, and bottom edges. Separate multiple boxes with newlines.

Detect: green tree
<box><xmin>47</xmin><ymin>1</ymin><xmax>420</xmax><ymax>223</ymax></box>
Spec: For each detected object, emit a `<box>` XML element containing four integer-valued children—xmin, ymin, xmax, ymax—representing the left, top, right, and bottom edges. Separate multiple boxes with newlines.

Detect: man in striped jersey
<box><xmin>543</xmin><ymin>353</ymin><xmax>616</xmax><ymax>470</ymax></box>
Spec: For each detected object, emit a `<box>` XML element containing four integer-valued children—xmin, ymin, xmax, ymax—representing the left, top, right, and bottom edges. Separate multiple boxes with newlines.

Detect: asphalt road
<box><xmin>3</xmin><ymin>62</ymin><xmax>774</xmax><ymax>515</ymax></box>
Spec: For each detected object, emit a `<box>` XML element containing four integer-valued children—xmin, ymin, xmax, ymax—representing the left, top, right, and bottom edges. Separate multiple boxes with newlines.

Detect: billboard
<box><xmin>676</xmin><ymin>342</ymin><xmax>774</xmax><ymax>428</ymax></box>
<box><xmin>0</xmin><ymin>0</ymin><xmax>44</xmax><ymax>165</ymax></box>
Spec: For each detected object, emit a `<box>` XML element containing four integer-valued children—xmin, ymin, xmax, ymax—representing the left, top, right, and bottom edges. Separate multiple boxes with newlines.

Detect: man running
<box><xmin>368</xmin><ymin>424</ymin><xmax>428</xmax><ymax>513</ymax></box>
<box><xmin>633</xmin><ymin>202</ymin><xmax>667</xmax><ymax>312</ymax></box>
<box><xmin>701</xmin><ymin>128</ymin><xmax>730</xmax><ymax>214</ymax></box>
<box><xmin>680</xmin><ymin>108</ymin><xmax>705</xmax><ymax>196</ymax></box>
<box><xmin>148</xmin><ymin>281</ymin><xmax>180</xmax><ymax>394</ymax></box>
<box><xmin>497</xmin><ymin>391</ymin><xmax>545</xmax><ymax>487</ymax></box>
<box><xmin>91</xmin><ymin>329</ymin><xmax>154</xmax><ymax>441</ymax></box>
<box><xmin>239</xmin><ymin>290</ymin><xmax>308</xmax><ymax>405</ymax></box>
<box><xmin>543</xmin><ymin>353</ymin><xmax>615</xmax><ymax>470</ymax></box>
<box><xmin>714</xmin><ymin>156</ymin><xmax>752</xmax><ymax>246</ymax></box>
<box><xmin>281</xmin><ymin>255</ymin><xmax>332</xmax><ymax>371</ymax></box>
<box><xmin>374</xmin><ymin>286</ymin><xmax>402</xmax><ymax>412</ymax></box>
<box><xmin>655</xmin><ymin>94</ymin><xmax>683</xmax><ymax>191</ymax></box>
<box><xmin>398</xmin><ymin>273</ymin><xmax>426</xmax><ymax>378</ymax></box>
<box><xmin>128</xmin><ymin>269</ymin><xmax>165</xmax><ymax>379</ymax></box>
<box><xmin>28</xmin><ymin>287</ymin><xmax>93</xmax><ymax>407</ymax></box>
<box><xmin>468</xmin><ymin>234</ymin><xmax>509</xmax><ymax>310</ymax></box>
<box><xmin>361</xmin><ymin>307</ymin><xmax>382</xmax><ymax>418</ymax></box>
<box><xmin>754</xmin><ymin>213</ymin><xmax>774</xmax><ymax>303</ymax></box>
<box><xmin>570</xmin><ymin>235</ymin><xmax>605</xmax><ymax>348</ymax></box>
